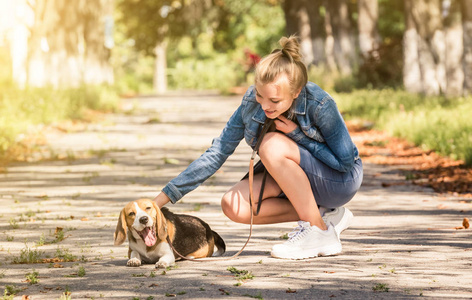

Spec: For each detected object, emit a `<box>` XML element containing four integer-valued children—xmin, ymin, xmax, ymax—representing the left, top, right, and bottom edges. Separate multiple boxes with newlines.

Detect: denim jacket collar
<box><xmin>251</xmin><ymin>86</ymin><xmax>307</xmax><ymax>124</ymax></box>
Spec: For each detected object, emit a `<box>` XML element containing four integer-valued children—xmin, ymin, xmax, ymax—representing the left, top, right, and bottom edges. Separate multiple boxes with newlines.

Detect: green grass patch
<box><xmin>335</xmin><ymin>89</ymin><xmax>472</xmax><ymax>165</ymax></box>
<box><xmin>0</xmin><ymin>81</ymin><xmax>120</xmax><ymax>163</ymax></box>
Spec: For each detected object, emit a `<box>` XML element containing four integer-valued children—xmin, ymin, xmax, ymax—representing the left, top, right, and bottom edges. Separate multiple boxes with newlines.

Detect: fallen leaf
<box><xmin>21</xmin><ymin>295</ymin><xmax>30</xmax><ymax>300</ymax></box>
<box><xmin>455</xmin><ymin>226</ymin><xmax>465</xmax><ymax>230</ymax></box>
<box><xmin>81</xmin><ymin>217</ymin><xmax>89</xmax><ymax>221</ymax></box>
<box><xmin>96</xmin><ymin>212</ymin><xmax>102</xmax><ymax>217</ymax></box>
<box><xmin>53</xmin><ymin>263</ymin><xmax>64</xmax><ymax>268</ymax></box>
<box><xmin>286</xmin><ymin>288</ymin><xmax>297</xmax><ymax>293</ymax></box>
<box><xmin>55</xmin><ymin>227</ymin><xmax>63</xmax><ymax>234</ymax></box>
<box><xmin>149</xmin><ymin>283</ymin><xmax>159</xmax><ymax>287</ymax></box>
<box><xmin>463</xmin><ymin>218</ymin><xmax>470</xmax><ymax>229</ymax></box>
<box><xmin>437</xmin><ymin>204</ymin><xmax>448</xmax><ymax>209</ymax></box>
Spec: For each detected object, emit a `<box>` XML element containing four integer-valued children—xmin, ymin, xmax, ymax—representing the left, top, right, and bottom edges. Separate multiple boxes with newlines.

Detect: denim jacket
<box><xmin>162</xmin><ymin>82</ymin><xmax>359</xmax><ymax>203</ymax></box>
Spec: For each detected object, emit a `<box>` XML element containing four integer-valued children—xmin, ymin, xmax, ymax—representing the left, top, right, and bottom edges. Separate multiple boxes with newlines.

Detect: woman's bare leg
<box><xmin>221</xmin><ymin>132</ymin><xmax>326</xmax><ymax>230</ymax></box>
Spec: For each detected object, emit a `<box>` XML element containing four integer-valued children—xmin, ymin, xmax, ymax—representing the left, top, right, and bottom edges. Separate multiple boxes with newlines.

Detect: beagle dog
<box><xmin>114</xmin><ymin>199</ymin><xmax>225</xmax><ymax>268</ymax></box>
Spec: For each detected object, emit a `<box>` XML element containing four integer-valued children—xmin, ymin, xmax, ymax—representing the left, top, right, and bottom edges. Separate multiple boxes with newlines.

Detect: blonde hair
<box><xmin>254</xmin><ymin>36</ymin><xmax>308</xmax><ymax>96</ymax></box>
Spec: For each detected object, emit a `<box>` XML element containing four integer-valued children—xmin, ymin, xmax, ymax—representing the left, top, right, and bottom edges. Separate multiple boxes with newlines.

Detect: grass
<box><xmin>334</xmin><ymin>89</ymin><xmax>472</xmax><ymax>165</ymax></box>
<box><xmin>227</xmin><ymin>266</ymin><xmax>254</xmax><ymax>285</ymax></box>
<box><xmin>372</xmin><ymin>283</ymin><xmax>390</xmax><ymax>292</ymax></box>
<box><xmin>25</xmin><ymin>269</ymin><xmax>40</xmax><ymax>284</ymax></box>
<box><xmin>0</xmin><ymin>81</ymin><xmax>120</xmax><ymax>164</ymax></box>
<box><xmin>12</xmin><ymin>246</ymin><xmax>45</xmax><ymax>264</ymax></box>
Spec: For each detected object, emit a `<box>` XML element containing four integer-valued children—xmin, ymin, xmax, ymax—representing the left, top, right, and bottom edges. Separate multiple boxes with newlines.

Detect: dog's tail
<box><xmin>212</xmin><ymin>231</ymin><xmax>226</xmax><ymax>257</ymax></box>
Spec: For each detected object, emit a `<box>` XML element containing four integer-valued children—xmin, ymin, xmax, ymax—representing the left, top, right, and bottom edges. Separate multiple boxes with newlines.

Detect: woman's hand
<box><xmin>274</xmin><ymin>115</ymin><xmax>298</xmax><ymax>134</ymax></box>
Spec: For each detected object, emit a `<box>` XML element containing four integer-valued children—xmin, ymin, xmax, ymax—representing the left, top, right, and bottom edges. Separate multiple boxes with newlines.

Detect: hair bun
<box><xmin>279</xmin><ymin>36</ymin><xmax>302</xmax><ymax>63</ymax></box>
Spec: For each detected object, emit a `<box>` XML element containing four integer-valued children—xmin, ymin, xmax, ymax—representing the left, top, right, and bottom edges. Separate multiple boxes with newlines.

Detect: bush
<box><xmin>0</xmin><ymin>82</ymin><xmax>120</xmax><ymax>161</ymax></box>
<box><xmin>334</xmin><ymin>89</ymin><xmax>472</xmax><ymax>165</ymax></box>
<box><xmin>167</xmin><ymin>54</ymin><xmax>241</xmax><ymax>92</ymax></box>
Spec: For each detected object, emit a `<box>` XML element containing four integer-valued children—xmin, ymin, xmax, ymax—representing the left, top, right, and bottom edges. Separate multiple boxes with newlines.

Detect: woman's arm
<box><xmin>160</xmin><ymin>104</ymin><xmax>246</xmax><ymax>204</ymax></box>
<box><xmin>153</xmin><ymin>192</ymin><xmax>170</xmax><ymax>208</ymax></box>
<box><xmin>286</xmin><ymin>98</ymin><xmax>357</xmax><ymax>172</ymax></box>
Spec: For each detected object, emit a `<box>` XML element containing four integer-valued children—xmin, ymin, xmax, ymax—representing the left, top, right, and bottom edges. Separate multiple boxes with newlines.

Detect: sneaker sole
<box><xmin>271</xmin><ymin>243</ymin><xmax>342</xmax><ymax>260</ymax></box>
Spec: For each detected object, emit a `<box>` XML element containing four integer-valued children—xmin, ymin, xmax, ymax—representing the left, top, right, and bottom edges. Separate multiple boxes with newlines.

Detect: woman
<box><xmin>154</xmin><ymin>36</ymin><xmax>363</xmax><ymax>260</ymax></box>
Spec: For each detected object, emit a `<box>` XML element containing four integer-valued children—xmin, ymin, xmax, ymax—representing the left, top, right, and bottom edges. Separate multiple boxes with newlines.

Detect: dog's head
<box><xmin>114</xmin><ymin>199</ymin><xmax>167</xmax><ymax>247</ymax></box>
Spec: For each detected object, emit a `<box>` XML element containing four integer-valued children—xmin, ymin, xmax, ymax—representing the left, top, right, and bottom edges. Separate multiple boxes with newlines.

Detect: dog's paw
<box><xmin>127</xmin><ymin>258</ymin><xmax>141</xmax><ymax>267</ymax></box>
<box><xmin>155</xmin><ymin>260</ymin><xmax>173</xmax><ymax>269</ymax></box>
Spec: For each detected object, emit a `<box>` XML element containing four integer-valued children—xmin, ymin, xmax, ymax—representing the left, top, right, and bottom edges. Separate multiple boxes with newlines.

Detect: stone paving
<box><xmin>1</xmin><ymin>92</ymin><xmax>471</xmax><ymax>299</ymax></box>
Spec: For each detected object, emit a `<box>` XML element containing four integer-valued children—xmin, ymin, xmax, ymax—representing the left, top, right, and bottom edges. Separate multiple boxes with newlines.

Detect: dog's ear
<box><xmin>114</xmin><ymin>208</ymin><xmax>127</xmax><ymax>245</ymax></box>
<box><xmin>153</xmin><ymin>201</ymin><xmax>168</xmax><ymax>241</ymax></box>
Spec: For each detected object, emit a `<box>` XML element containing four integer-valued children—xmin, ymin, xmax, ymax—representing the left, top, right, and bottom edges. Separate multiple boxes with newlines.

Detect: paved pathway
<box><xmin>1</xmin><ymin>93</ymin><xmax>471</xmax><ymax>299</ymax></box>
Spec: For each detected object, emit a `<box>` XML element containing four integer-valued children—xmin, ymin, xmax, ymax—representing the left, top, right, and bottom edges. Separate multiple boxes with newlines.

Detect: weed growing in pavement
<box><xmin>3</xmin><ymin>285</ymin><xmax>20</xmax><ymax>299</ymax></box>
<box><xmin>372</xmin><ymin>283</ymin><xmax>390</xmax><ymax>292</ymax></box>
<box><xmin>8</xmin><ymin>218</ymin><xmax>19</xmax><ymax>229</ymax></box>
<box><xmin>227</xmin><ymin>266</ymin><xmax>254</xmax><ymax>285</ymax></box>
<box><xmin>55</xmin><ymin>247</ymin><xmax>77</xmax><ymax>262</ymax></box>
<box><xmin>243</xmin><ymin>292</ymin><xmax>263</xmax><ymax>299</ymax></box>
<box><xmin>77</xmin><ymin>266</ymin><xmax>86</xmax><ymax>277</ymax></box>
<box><xmin>25</xmin><ymin>269</ymin><xmax>39</xmax><ymax>284</ymax></box>
<box><xmin>12</xmin><ymin>245</ymin><xmax>44</xmax><ymax>264</ymax></box>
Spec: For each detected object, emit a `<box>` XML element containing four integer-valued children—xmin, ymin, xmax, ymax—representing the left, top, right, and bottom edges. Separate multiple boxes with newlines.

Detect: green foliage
<box><xmin>25</xmin><ymin>269</ymin><xmax>40</xmax><ymax>284</ymax></box>
<box><xmin>115</xmin><ymin>0</ymin><xmax>285</xmax><ymax>92</ymax></box>
<box><xmin>372</xmin><ymin>283</ymin><xmax>390</xmax><ymax>292</ymax></box>
<box><xmin>168</xmin><ymin>54</ymin><xmax>240</xmax><ymax>92</ymax></box>
<box><xmin>0</xmin><ymin>82</ymin><xmax>119</xmax><ymax>161</ymax></box>
<box><xmin>227</xmin><ymin>266</ymin><xmax>254</xmax><ymax>284</ymax></box>
<box><xmin>3</xmin><ymin>285</ymin><xmax>20</xmax><ymax>299</ymax></box>
<box><xmin>12</xmin><ymin>246</ymin><xmax>44</xmax><ymax>264</ymax></box>
<box><xmin>335</xmin><ymin>89</ymin><xmax>472</xmax><ymax>165</ymax></box>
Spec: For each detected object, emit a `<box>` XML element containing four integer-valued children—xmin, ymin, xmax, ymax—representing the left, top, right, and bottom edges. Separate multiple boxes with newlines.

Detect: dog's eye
<box><xmin>146</xmin><ymin>207</ymin><xmax>151</xmax><ymax>210</ymax></box>
<box><xmin>128</xmin><ymin>212</ymin><xmax>135</xmax><ymax>217</ymax></box>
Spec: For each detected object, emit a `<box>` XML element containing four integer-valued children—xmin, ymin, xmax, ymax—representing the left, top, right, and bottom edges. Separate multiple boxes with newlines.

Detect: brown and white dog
<box><xmin>114</xmin><ymin>198</ymin><xmax>226</xmax><ymax>268</ymax></box>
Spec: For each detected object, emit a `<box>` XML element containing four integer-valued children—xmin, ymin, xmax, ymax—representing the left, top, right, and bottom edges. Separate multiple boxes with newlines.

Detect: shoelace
<box><xmin>287</xmin><ymin>221</ymin><xmax>310</xmax><ymax>242</ymax></box>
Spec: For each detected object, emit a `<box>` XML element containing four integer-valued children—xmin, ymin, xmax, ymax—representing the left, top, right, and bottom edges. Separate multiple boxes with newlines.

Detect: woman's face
<box><xmin>255</xmin><ymin>74</ymin><xmax>300</xmax><ymax>119</ymax></box>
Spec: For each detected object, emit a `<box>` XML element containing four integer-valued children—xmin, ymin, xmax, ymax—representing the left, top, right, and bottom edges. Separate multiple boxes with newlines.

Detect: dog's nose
<box><xmin>139</xmin><ymin>216</ymin><xmax>149</xmax><ymax>224</ymax></box>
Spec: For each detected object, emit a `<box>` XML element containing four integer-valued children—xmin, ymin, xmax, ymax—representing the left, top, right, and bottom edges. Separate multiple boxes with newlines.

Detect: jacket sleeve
<box><xmin>286</xmin><ymin>98</ymin><xmax>357</xmax><ymax>172</ymax></box>
<box><xmin>162</xmin><ymin>104</ymin><xmax>246</xmax><ymax>203</ymax></box>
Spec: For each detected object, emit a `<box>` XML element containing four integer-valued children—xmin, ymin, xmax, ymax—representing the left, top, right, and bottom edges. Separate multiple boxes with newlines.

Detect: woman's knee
<box><xmin>258</xmin><ymin>132</ymin><xmax>298</xmax><ymax>164</ymax></box>
<box><xmin>221</xmin><ymin>191</ymin><xmax>250</xmax><ymax>224</ymax></box>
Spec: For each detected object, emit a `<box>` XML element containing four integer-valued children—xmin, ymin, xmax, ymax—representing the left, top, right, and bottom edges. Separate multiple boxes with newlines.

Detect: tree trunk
<box><xmin>403</xmin><ymin>0</ymin><xmax>443</xmax><ymax>95</ymax></box>
<box><xmin>323</xmin><ymin>3</ymin><xmax>339</xmax><ymax>74</ymax></box>
<box><xmin>153</xmin><ymin>40</ymin><xmax>168</xmax><ymax>94</ymax></box>
<box><xmin>26</xmin><ymin>0</ymin><xmax>113</xmax><ymax>88</ymax></box>
<box><xmin>82</xmin><ymin>0</ymin><xmax>114</xmax><ymax>85</ymax></box>
<box><xmin>307</xmin><ymin>0</ymin><xmax>325</xmax><ymax>66</ymax></box>
<box><xmin>462</xmin><ymin>0</ymin><xmax>472</xmax><ymax>94</ymax></box>
<box><xmin>325</xmin><ymin>0</ymin><xmax>354</xmax><ymax>76</ymax></box>
<box><xmin>444</xmin><ymin>0</ymin><xmax>464</xmax><ymax>97</ymax></box>
<box><xmin>282</xmin><ymin>0</ymin><xmax>314</xmax><ymax>65</ymax></box>
<box><xmin>403</xmin><ymin>0</ymin><xmax>422</xmax><ymax>93</ymax></box>
<box><xmin>358</xmin><ymin>0</ymin><xmax>380</xmax><ymax>60</ymax></box>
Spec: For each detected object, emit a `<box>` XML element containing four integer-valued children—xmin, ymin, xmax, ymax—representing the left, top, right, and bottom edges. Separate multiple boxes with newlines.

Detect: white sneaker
<box><xmin>322</xmin><ymin>207</ymin><xmax>354</xmax><ymax>237</ymax></box>
<box><xmin>271</xmin><ymin>221</ymin><xmax>342</xmax><ymax>260</ymax></box>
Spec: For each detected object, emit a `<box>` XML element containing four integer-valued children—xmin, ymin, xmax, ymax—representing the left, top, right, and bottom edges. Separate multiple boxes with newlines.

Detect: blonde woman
<box><xmin>154</xmin><ymin>36</ymin><xmax>363</xmax><ymax>260</ymax></box>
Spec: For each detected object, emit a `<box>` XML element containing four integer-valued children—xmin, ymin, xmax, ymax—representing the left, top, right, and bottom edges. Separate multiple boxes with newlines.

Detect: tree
<box><xmin>117</xmin><ymin>0</ymin><xmax>214</xmax><ymax>94</ymax></box>
<box><xmin>27</xmin><ymin>0</ymin><xmax>113</xmax><ymax>88</ymax></box>
<box><xmin>462</xmin><ymin>0</ymin><xmax>472</xmax><ymax>94</ymax></box>
<box><xmin>283</xmin><ymin>0</ymin><xmax>314</xmax><ymax>65</ymax></box>
<box><xmin>324</xmin><ymin>0</ymin><xmax>356</xmax><ymax>76</ymax></box>
<box><xmin>403</xmin><ymin>0</ymin><xmax>469</xmax><ymax>96</ymax></box>
<box><xmin>444</xmin><ymin>0</ymin><xmax>464</xmax><ymax>97</ymax></box>
<box><xmin>358</xmin><ymin>0</ymin><xmax>381</xmax><ymax>60</ymax></box>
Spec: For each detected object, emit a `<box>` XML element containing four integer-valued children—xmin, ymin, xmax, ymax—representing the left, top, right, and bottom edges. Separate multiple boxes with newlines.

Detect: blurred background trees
<box><xmin>0</xmin><ymin>0</ymin><xmax>471</xmax><ymax>95</ymax></box>
<box><xmin>0</xmin><ymin>0</ymin><xmax>471</xmax><ymax>164</ymax></box>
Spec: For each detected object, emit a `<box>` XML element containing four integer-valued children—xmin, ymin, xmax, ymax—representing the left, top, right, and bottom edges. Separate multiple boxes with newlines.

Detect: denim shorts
<box><xmin>298</xmin><ymin>145</ymin><xmax>363</xmax><ymax>208</ymax></box>
<box><xmin>242</xmin><ymin>146</ymin><xmax>363</xmax><ymax>208</ymax></box>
